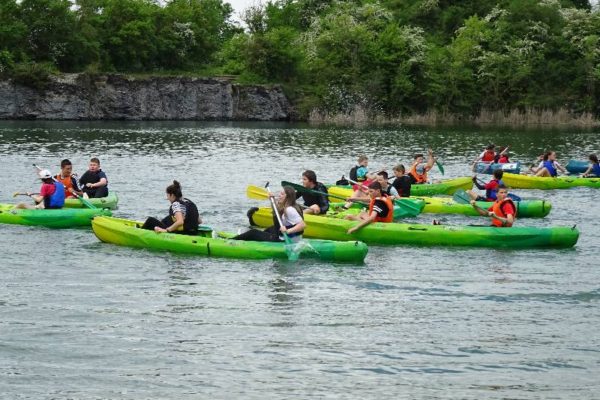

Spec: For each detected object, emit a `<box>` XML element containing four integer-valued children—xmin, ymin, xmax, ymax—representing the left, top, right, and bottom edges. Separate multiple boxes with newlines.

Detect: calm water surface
<box><xmin>0</xmin><ymin>121</ymin><xmax>598</xmax><ymax>399</ymax></box>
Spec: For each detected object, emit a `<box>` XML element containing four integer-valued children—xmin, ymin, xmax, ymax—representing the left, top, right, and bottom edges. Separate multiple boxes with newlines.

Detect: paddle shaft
<box><xmin>281</xmin><ymin>180</ymin><xmax>366</xmax><ymax>204</ymax></box>
<box><xmin>265</xmin><ymin>185</ymin><xmax>292</xmax><ymax>245</ymax></box>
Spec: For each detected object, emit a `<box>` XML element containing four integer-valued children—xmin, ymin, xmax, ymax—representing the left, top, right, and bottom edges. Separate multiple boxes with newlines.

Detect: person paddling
<box><xmin>495</xmin><ymin>146</ymin><xmax>510</xmax><ymax>163</ymax></box>
<box><xmin>296</xmin><ymin>170</ymin><xmax>329</xmax><ymax>215</ymax></box>
<box><xmin>345</xmin><ymin>181</ymin><xmax>394</xmax><ymax>234</ymax></box>
<box><xmin>79</xmin><ymin>157</ymin><xmax>109</xmax><ymax>198</ymax></box>
<box><xmin>391</xmin><ymin>164</ymin><xmax>412</xmax><ymax>197</ymax></box>
<box><xmin>467</xmin><ymin>169</ymin><xmax>504</xmax><ymax>202</ymax></box>
<box><xmin>235</xmin><ymin>186</ymin><xmax>305</xmax><ymax>242</ymax></box>
<box><xmin>476</xmin><ymin>144</ymin><xmax>497</xmax><ymax>163</ymax></box>
<box><xmin>470</xmin><ymin>186</ymin><xmax>516</xmax><ymax>227</ymax></box>
<box><xmin>55</xmin><ymin>159</ymin><xmax>81</xmax><ymax>198</ymax></box>
<box><xmin>409</xmin><ymin>149</ymin><xmax>436</xmax><ymax>184</ymax></box>
<box><xmin>530</xmin><ymin>151</ymin><xmax>566</xmax><ymax>177</ymax></box>
<box><xmin>141</xmin><ymin>180</ymin><xmax>201</xmax><ymax>234</ymax></box>
<box><xmin>16</xmin><ymin>169</ymin><xmax>65</xmax><ymax>209</ymax></box>
<box><xmin>582</xmin><ymin>154</ymin><xmax>600</xmax><ymax>177</ymax></box>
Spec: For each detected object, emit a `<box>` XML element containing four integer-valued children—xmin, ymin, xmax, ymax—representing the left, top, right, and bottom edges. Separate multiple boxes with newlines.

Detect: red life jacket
<box><xmin>481</xmin><ymin>150</ymin><xmax>496</xmax><ymax>162</ymax></box>
<box><xmin>497</xmin><ymin>155</ymin><xmax>509</xmax><ymax>163</ymax></box>
<box><xmin>368</xmin><ymin>196</ymin><xmax>394</xmax><ymax>223</ymax></box>
<box><xmin>491</xmin><ymin>198</ymin><xmax>516</xmax><ymax>227</ymax></box>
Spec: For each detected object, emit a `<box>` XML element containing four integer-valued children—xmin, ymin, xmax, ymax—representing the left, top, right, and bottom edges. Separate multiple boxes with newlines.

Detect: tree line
<box><xmin>1</xmin><ymin>0</ymin><xmax>599</xmax><ymax>120</ymax></box>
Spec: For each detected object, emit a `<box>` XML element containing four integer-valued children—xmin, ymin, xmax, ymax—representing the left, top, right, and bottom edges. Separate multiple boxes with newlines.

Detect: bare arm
<box><xmin>347</xmin><ymin>211</ymin><xmax>377</xmax><ymax>234</ymax></box>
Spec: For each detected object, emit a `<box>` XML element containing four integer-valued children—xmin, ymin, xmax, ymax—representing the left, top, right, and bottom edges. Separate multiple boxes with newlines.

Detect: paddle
<box><xmin>265</xmin><ymin>182</ymin><xmax>299</xmax><ymax>262</ymax></box>
<box><xmin>344</xmin><ymin>178</ymin><xmax>422</xmax><ymax>217</ymax></box>
<box><xmin>13</xmin><ymin>192</ymin><xmax>40</xmax><ymax>197</ymax></box>
<box><xmin>246</xmin><ymin>184</ymin><xmax>269</xmax><ymax>200</ymax></box>
<box><xmin>452</xmin><ymin>189</ymin><xmax>472</xmax><ymax>205</ymax></box>
<box><xmin>33</xmin><ymin>163</ymin><xmax>97</xmax><ymax>209</ymax></box>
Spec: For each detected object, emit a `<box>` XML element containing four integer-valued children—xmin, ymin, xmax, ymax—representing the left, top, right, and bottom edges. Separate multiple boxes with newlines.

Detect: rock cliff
<box><xmin>0</xmin><ymin>74</ymin><xmax>292</xmax><ymax>121</ymax></box>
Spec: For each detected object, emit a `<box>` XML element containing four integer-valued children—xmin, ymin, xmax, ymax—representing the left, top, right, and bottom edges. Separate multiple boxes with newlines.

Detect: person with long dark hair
<box><xmin>235</xmin><ymin>186</ymin><xmax>305</xmax><ymax>242</ymax></box>
<box><xmin>141</xmin><ymin>180</ymin><xmax>201</xmax><ymax>235</ymax></box>
<box><xmin>583</xmin><ymin>154</ymin><xmax>600</xmax><ymax>177</ymax></box>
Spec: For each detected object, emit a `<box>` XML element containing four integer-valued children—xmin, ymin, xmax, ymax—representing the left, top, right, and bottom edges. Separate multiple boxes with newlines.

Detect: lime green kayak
<box><xmin>329</xmin><ymin>177</ymin><xmax>472</xmax><ymax>196</ymax></box>
<box><xmin>92</xmin><ymin>216</ymin><xmax>368</xmax><ymax>263</ymax></box>
<box><xmin>0</xmin><ymin>204</ymin><xmax>112</xmax><ymax>228</ymax></box>
<box><xmin>502</xmin><ymin>173</ymin><xmax>600</xmax><ymax>189</ymax></box>
<box><xmin>327</xmin><ymin>187</ymin><xmax>549</xmax><ymax>218</ymax></box>
<box><xmin>64</xmin><ymin>193</ymin><xmax>119</xmax><ymax>209</ymax></box>
<box><xmin>248</xmin><ymin>208</ymin><xmax>578</xmax><ymax>249</ymax></box>
<box><xmin>420</xmin><ymin>197</ymin><xmax>551</xmax><ymax>218</ymax></box>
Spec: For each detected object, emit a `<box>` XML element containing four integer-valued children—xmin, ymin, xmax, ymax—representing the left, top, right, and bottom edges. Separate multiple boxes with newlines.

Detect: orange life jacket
<box><xmin>491</xmin><ymin>198</ymin><xmax>516</xmax><ymax>227</ymax></box>
<box><xmin>409</xmin><ymin>163</ymin><xmax>428</xmax><ymax>184</ymax></box>
<box><xmin>481</xmin><ymin>150</ymin><xmax>496</xmax><ymax>162</ymax></box>
<box><xmin>55</xmin><ymin>174</ymin><xmax>76</xmax><ymax>198</ymax></box>
<box><xmin>369</xmin><ymin>196</ymin><xmax>394</xmax><ymax>223</ymax></box>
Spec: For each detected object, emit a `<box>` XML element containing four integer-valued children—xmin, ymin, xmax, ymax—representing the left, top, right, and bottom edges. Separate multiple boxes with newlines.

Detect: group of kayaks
<box><xmin>2</xmin><ymin>161</ymin><xmax>595</xmax><ymax>263</ymax></box>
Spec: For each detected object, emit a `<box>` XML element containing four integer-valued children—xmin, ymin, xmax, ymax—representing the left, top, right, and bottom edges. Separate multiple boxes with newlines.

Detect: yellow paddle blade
<box><xmin>246</xmin><ymin>185</ymin><xmax>269</xmax><ymax>200</ymax></box>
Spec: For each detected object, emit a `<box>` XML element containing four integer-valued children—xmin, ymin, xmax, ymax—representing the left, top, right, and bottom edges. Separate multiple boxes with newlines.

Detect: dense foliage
<box><xmin>1</xmin><ymin>0</ymin><xmax>599</xmax><ymax>119</ymax></box>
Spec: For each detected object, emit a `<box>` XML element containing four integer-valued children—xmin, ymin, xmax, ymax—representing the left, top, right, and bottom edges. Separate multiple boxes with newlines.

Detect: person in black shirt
<box><xmin>296</xmin><ymin>170</ymin><xmax>329</xmax><ymax>214</ymax></box>
<box><xmin>79</xmin><ymin>157</ymin><xmax>109</xmax><ymax>198</ymax></box>
<box><xmin>391</xmin><ymin>164</ymin><xmax>412</xmax><ymax>197</ymax></box>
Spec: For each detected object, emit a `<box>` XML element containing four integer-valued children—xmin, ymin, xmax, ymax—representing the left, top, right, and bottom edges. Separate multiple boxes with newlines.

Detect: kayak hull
<box><xmin>502</xmin><ymin>173</ymin><xmax>600</xmax><ymax>189</ymax></box>
<box><xmin>328</xmin><ymin>177</ymin><xmax>472</xmax><ymax>196</ymax></box>
<box><xmin>565</xmin><ymin>160</ymin><xmax>588</xmax><ymax>174</ymax></box>
<box><xmin>0</xmin><ymin>204</ymin><xmax>112</xmax><ymax>228</ymax></box>
<box><xmin>92</xmin><ymin>216</ymin><xmax>368</xmax><ymax>263</ymax></box>
<box><xmin>327</xmin><ymin>189</ymin><xmax>550</xmax><ymax>218</ymax></box>
<box><xmin>421</xmin><ymin>197</ymin><xmax>551</xmax><ymax>218</ymax></box>
<box><xmin>248</xmin><ymin>208</ymin><xmax>578</xmax><ymax>249</ymax></box>
<box><xmin>64</xmin><ymin>193</ymin><xmax>119</xmax><ymax>209</ymax></box>
<box><xmin>474</xmin><ymin>162</ymin><xmax>521</xmax><ymax>174</ymax></box>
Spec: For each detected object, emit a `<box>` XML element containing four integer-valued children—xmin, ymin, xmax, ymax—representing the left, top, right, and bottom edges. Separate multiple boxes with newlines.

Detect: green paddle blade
<box><xmin>281</xmin><ymin>180</ymin><xmax>347</xmax><ymax>202</ymax></box>
<box><xmin>393</xmin><ymin>198</ymin><xmax>423</xmax><ymax>217</ymax></box>
<box><xmin>436</xmin><ymin>160</ymin><xmax>445</xmax><ymax>175</ymax></box>
<box><xmin>453</xmin><ymin>189</ymin><xmax>471</xmax><ymax>204</ymax></box>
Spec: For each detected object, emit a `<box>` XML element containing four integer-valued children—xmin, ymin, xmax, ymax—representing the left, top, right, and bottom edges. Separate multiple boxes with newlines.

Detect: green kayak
<box><xmin>502</xmin><ymin>173</ymin><xmax>600</xmax><ymax>189</ymax></box>
<box><xmin>329</xmin><ymin>177</ymin><xmax>472</xmax><ymax>196</ymax></box>
<box><xmin>248</xmin><ymin>207</ymin><xmax>578</xmax><ymax>249</ymax></box>
<box><xmin>420</xmin><ymin>197</ymin><xmax>551</xmax><ymax>218</ymax></box>
<box><xmin>92</xmin><ymin>216</ymin><xmax>368</xmax><ymax>263</ymax></box>
<box><xmin>0</xmin><ymin>204</ymin><xmax>112</xmax><ymax>228</ymax></box>
<box><xmin>64</xmin><ymin>193</ymin><xmax>119</xmax><ymax>209</ymax></box>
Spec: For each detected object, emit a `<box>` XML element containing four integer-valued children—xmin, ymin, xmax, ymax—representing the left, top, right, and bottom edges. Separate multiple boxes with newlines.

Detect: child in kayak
<box><xmin>474</xmin><ymin>143</ymin><xmax>497</xmax><ymax>163</ymax></box>
<box><xmin>345</xmin><ymin>181</ymin><xmax>394</xmax><ymax>234</ymax></box>
<box><xmin>467</xmin><ymin>170</ymin><xmax>504</xmax><ymax>201</ymax></box>
<box><xmin>349</xmin><ymin>155</ymin><xmax>373</xmax><ymax>188</ymax></box>
<box><xmin>296</xmin><ymin>170</ymin><xmax>329</xmax><ymax>215</ymax></box>
<box><xmin>79</xmin><ymin>157</ymin><xmax>109</xmax><ymax>198</ymax></box>
<box><xmin>16</xmin><ymin>169</ymin><xmax>65</xmax><ymax>209</ymax></box>
<box><xmin>141</xmin><ymin>180</ymin><xmax>201</xmax><ymax>235</ymax></box>
<box><xmin>377</xmin><ymin>171</ymin><xmax>399</xmax><ymax>197</ymax></box>
<box><xmin>409</xmin><ymin>149</ymin><xmax>436</xmax><ymax>184</ymax></box>
<box><xmin>55</xmin><ymin>159</ymin><xmax>81</xmax><ymax>198</ymax></box>
<box><xmin>494</xmin><ymin>146</ymin><xmax>510</xmax><ymax>163</ymax></box>
<box><xmin>235</xmin><ymin>186</ymin><xmax>306</xmax><ymax>242</ymax></box>
<box><xmin>582</xmin><ymin>154</ymin><xmax>600</xmax><ymax>177</ymax></box>
<box><xmin>391</xmin><ymin>164</ymin><xmax>412</xmax><ymax>197</ymax></box>
<box><xmin>470</xmin><ymin>186</ymin><xmax>516</xmax><ymax>227</ymax></box>
<box><xmin>530</xmin><ymin>151</ymin><xmax>566</xmax><ymax>177</ymax></box>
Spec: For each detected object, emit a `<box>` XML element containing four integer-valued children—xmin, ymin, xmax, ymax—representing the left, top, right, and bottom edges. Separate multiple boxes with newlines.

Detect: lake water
<box><xmin>0</xmin><ymin>121</ymin><xmax>598</xmax><ymax>399</ymax></box>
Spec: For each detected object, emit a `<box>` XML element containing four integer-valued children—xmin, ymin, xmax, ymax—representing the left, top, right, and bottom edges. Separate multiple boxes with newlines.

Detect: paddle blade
<box><xmin>508</xmin><ymin>193</ymin><xmax>522</xmax><ymax>202</ymax></box>
<box><xmin>246</xmin><ymin>185</ymin><xmax>269</xmax><ymax>200</ymax></box>
<box><xmin>453</xmin><ymin>189</ymin><xmax>471</xmax><ymax>204</ymax></box>
<box><xmin>436</xmin><ymin>160</ymin><xmax>445</xmax><ymax>175</ymax></box>
<box><xmin>393</xmin><ymin>198</ymin><xmax>423</xmax><ymax>217</ymax></box>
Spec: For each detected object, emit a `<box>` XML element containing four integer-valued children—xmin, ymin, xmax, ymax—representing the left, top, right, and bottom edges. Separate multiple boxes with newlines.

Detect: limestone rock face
<box><xmin>0</xmin><ymin>74</ymin><xmax>292</xmax><ymax>121</ymax></box>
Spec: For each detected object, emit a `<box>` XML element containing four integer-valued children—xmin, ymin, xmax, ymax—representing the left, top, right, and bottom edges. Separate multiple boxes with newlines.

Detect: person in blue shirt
<box><xmin>531</xmin><ymin>151</ymin><xmax>566</xmax><ymax>177</ymax></box>
<box><xmin>583</xmin><ymin>154</ymin><xmax>600</xmax><ymax>177</ymax></box>
<box><xmin>79</xmin><ymin>157</ymin><xmax>109</xmax><ymax>198</ymax></box>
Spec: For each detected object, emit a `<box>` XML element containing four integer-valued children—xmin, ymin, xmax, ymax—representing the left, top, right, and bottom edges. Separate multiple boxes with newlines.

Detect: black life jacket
<box><xmin>169</xmin><ymin>198</ymin><xmax>200</xmax><ymax>234</ymax></box>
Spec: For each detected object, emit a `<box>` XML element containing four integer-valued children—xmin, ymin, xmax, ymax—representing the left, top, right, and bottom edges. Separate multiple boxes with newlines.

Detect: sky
<box><xmin>228</xmin><ymin>0</ymin><xmax>256</xmax><ymax>17</ymax></box>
